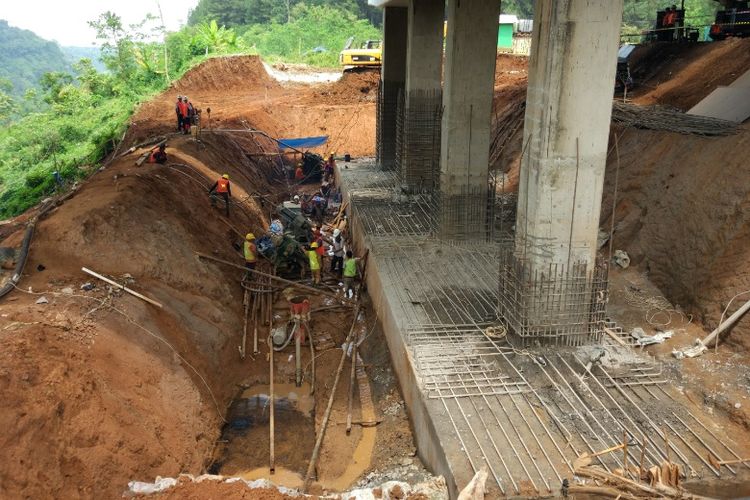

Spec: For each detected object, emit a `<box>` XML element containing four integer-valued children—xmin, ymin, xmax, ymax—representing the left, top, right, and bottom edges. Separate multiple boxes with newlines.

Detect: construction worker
<box><xmin>175</xmin><ymin>95</ymin><xmax>183</xmax><ymax>131</ymax></box>
<box><xmin>343</xmin><ymin>250</ymin><xmax>359</xmax><ymax>299</ymax></box>
<box><xmin>181</xmin><ymin>96</ymin><xmax>194</xmax><ymax>134</ymax></box>
<box><xmin>330</xmin><ymin>228</ymin><xmax>345</xmax><ymax>276</ymax></box>
<box><xmin>307</xmin><ymin>242</ymin><xmax>321</xmax><ymax>285</ymax></box>
<box><xmin>209</xmin><ymin>174</ymin><xmax>232</xmax><ymax>217</ymax></box>
<box><xmin>294</xmin><ymin>162</ymin><xmax>305</xmax><ymax>181</ymax></box>
<box><xmin>244</xmin><ymin>233</ymin><xmax>257</xmax><ymax>270</ymax></box>
<box><xmin>147</xmin><ymin>144</ymin><xmax>167</xmax><ymax>164</ymax></box>
<box><xmin>177</xmin><ymin>96</ymin><xmax>189</xmax><ymax>134</ymax></box>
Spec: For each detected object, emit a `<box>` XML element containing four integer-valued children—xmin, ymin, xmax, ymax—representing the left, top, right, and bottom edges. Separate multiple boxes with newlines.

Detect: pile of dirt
<box><xmin>173</xmin><ymin>55</ymin><xmax>280</xmax><ymax>95</ymax></box>
<box><xmin>311</xmin><ymin>69</ymin><xmax>380</xmax><ymax>105</ymax></box>
<box><xmin>600</xmin><ymin>123</ymin><xmax>750</xmax><ymax>349</ymax></box>
<box><xmin>629</xmin><ymin>38</ymin><xmax>750</xmax><ymax>109</ymax></box>
<box><xmin>130</xmin><ymin>56</ymin><xmax>376</xmax><ymax>158</ymax></box>
<box><xmin>490</xmin><ymin>54</ymin><xmax>528</xmax><ymax>190</ymax></box>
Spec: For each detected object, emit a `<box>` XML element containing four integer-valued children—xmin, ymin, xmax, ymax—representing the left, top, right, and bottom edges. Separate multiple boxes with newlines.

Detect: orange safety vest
<box><xmin>216</xmin><ymin>178</ymin><xmax>230</xmax><ymax>193</ymax></box>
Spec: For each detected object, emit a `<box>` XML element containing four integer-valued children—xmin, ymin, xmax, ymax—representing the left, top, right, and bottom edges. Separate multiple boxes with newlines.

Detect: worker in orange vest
<box><xmin>147</xmin><ymin>144</ymin><xmax>167</xmax><ymax>164</ymax></box>
<box><xmin>209</xmin><ymin>173</ymin><xmax>232</xmax><ymax>217</ymax></box>
<box><xmin>294</xmin><ymin>162</ymin><xmax>305</xmax><ymax>181</ymax></box>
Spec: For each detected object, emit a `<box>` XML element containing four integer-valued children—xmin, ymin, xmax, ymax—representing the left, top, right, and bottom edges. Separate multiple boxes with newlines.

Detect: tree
<box><xmin>192</xmin><ymin>20</ymin><xmax>239</xmax><ymax>55</ymax></box>
<box><xmin>88</xmin><ymin>12</ymin><xmax>137</xmax><ymax>79</ymax></box>
<box><xmin>0</xmin><ymin>78</ymin><xmax>16</xmax><ymax>122</ymax></box>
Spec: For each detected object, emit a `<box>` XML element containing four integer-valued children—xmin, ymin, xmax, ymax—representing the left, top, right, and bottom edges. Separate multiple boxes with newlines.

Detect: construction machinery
<box><xmin>339</xmin><ymin>37</ymin><xmax>382</xmax><ymax>69</ymax></box>
<box><xmin>710</xmin><ymin>1</ymin><xmax>750</xmax><ymax>39</ymax></box>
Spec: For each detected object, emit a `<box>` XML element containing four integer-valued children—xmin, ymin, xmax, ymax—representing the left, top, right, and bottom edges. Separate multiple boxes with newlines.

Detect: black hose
<box><xmin>0</xmin><ymin>220</ymin><xmax>35</xmax><ymax>299</ymax></box>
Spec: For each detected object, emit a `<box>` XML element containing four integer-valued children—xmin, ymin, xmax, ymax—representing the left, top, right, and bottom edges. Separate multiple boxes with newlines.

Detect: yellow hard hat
<box><xmin>222</xmin><ymin>174</ymin><xmax>229</xmax><ymax>179</ymax></box>
<box><xmin>311</xmin><ymin>242</ymin><xmax>319</xmax><ymax>248</ymax></box>
<box><xmin>246</xmin><ymin>233</ymin><xmax>255</xmax><ymax>240</ymax></box>
<box><xmin>297</xmin><ymin>162</ymin><xmax>302</xmax><ymax>167</ymax></box>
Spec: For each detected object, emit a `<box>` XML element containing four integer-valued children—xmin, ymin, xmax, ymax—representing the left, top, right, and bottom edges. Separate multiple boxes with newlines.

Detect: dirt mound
<box><xmin>173</xmin><ymin>55</ymin><xmax>279</xmax><ymax>95</ymax></box>
<box><xmin>629</xmin><ymin>38</ymin><xmax>750</xmax><ymax>109</ymax></box>
<box><xmin>0</xmin><ymin>132</ymin><xmax>282</xmax><ymax>498</ymax></box>
<box><xmin>600</xmin><ymin>123</ymin><xmax>750</xmax><ymax>349</ymax></box>
<box><xmin>128</xmin><ymin>56</ymin><xmax>376</xmax><ymax>158</ymax></box>
<box><xmin>312</xmin><ymin>69</ymin><xmax>379</xmax><ymax>105</ymax></box>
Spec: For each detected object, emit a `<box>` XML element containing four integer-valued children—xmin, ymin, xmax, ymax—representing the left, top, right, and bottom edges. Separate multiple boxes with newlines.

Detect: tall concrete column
<box><xmin>500</xmin><ymin>0</ymin><xmax>623</xmax><ymax>346</ymax></box>
<box><xmin>377</xmin><ymin>6</ymin><xmax>407</xmax><ymax>171</ymax></box>
<box><xmin>439</xmin><ymin>0</ymin><xmax>501</xmax><ymax>238</ymax></box>
<box><xmin>400</xmin><ymin>0</ymin><xmax>445</xmax><ymax>191</ymax></box>
<box><xmin>515</xmin><ymin>0</ymin><xmax>623</xmax><ymax>269</ymax></box>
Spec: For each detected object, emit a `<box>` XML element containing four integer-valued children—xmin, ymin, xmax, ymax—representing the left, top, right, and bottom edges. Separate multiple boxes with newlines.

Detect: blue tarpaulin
<box><xmin>277</xmin><ymin>136</ymin><xmax>328</xmax><ymax>150</ymax></box>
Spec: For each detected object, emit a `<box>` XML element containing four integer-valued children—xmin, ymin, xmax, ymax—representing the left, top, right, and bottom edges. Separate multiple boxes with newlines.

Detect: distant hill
<box><xmin>0</xmin><ymin>20</ymin><xmax>71</xmax><ymax>97</ymax></box>
<box><xmin>61</xmin><ymin>46</ymin><xmax>106</xmax><ymax>72</ymax></box>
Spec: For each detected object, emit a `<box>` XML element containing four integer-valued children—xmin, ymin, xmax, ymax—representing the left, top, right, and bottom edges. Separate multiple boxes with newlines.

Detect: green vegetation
<box><xmin>0</xmin><ymin>20</ymin><xmax>72</xmax><ymax>116</ymax></box>
<box><xmin>0</xmin><ymin>12</ymin><xmax>213</xmax><ymax>218</ymax></box>
<box><xmin>241</xmin><ymin>4</ymin><xmax>381</xmax><ymax>67</ymax></box>
<box><xmin>188</xmin><ymin>0</ymin><xmax>381</xmax><ymax>28</ymax></box>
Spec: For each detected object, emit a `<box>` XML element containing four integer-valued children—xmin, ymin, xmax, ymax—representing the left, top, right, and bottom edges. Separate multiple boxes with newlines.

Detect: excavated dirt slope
<box><xmin>0</xmin><ymin>56</ymin><xmax>414</xmax><ymax>499</ymax></box>
<box><xmin>132</xmin><ymin>55</ymin><xmax>376</xmax><ymax>158</ymax></box>
<box><xmin>489</xmin><ymin>40</ymin><xmax>750</xmax><ymax>351</ymax></box>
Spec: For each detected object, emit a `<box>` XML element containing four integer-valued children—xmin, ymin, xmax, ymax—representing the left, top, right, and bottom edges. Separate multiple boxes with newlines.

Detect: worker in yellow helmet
<box><xmin>307</xmin><ymin>241</ymin><xmax>321</xmax><ymax>285</ymax></box>
<box><xmin>244</xmin><ymin>233</ymin><xmax>257</xmax><ymax>271</ymax></box>
<box><xmin>208</xmin><ymin>173</ymin><xmax>232</xmax><ymax>217</ymax></box>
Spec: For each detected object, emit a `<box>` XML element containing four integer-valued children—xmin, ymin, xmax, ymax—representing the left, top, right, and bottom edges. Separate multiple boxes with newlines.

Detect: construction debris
<box><xmin>611</xmin><ymin>101</ymin><xmax>739</xmax><ymax>136</ymax></box>
<box><xmin>81</xmin><ymin>267</ymin><xmax>163</xmax><ymax>308</ymax></box>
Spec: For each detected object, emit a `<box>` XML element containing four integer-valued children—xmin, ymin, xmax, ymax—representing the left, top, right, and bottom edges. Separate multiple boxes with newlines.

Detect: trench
<box><xmin>209</xmin><ymin>383</ymin><xmax>316</xmax><ymax>487</ymax></box>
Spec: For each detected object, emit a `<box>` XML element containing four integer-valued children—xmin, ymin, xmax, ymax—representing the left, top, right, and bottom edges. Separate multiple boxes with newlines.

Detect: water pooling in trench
<box><xmin>209</xmin><ymin>383</ymin><xmax>316</xmax><ymax>486</ymax></box>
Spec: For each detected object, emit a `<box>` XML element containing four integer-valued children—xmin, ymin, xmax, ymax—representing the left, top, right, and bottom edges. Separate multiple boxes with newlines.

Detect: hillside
<box><xmin>61</xmin><ymin>46</ymin><xmax>106</xmax><ymax>72</ymax></box>
<box><xmin>0</xmin><ymin>20</ymin><xmax>70</xmax><ymax>98</ymax></box>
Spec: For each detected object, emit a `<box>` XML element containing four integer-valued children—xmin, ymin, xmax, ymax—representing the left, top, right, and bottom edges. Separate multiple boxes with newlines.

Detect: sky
<box><xmin>2</xmin><ymin>0</ymin><xmax>200</xmax><ymax>46</ymax></box>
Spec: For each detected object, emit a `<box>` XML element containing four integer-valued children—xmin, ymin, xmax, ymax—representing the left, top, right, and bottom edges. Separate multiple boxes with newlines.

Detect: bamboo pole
<box><xmin>241</xmin><ymin>289</ymin><xmax>249</xmax><ymax>359</ymax></box>
<box><xmin>346</xmin><ymin>327</ymin><xmax>358</xmax><ymax>435</ymax></box>
<box><xmin>252</xmin><ymin>291</ymin><xmax>260</xmax><ymax>355</ymax></box>
<box><xmin>81</xmin><ymin>267</ymin><xmax>163</xmax><ymax>308</ymax></box>
<box><xmin>701</xmin><ymin>296</ymin><xmax>750</xmax><ymax>348</ymax></box>
<box><xmin>303</xmin><ymin>303</ymin><xmax>361</xmax><ymax>492</ymax></box>
<box><xmin>269</xmin><ymin>274</ymin><xmax>275</xmax><ymax>474</ymax></box>
<box><xmin>196</xmin><ymin>252</ymin><xmax>355</xmax><ymax>305</ymax></box>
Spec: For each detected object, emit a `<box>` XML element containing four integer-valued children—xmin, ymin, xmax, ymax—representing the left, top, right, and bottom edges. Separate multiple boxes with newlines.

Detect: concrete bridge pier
<box><xmin>399</xmin><ymin>0</ymin><xmax>445</xmax><ymax>192</ymax></box>
<box><xmin>377</xmin><ymin>6</ymin><xmax>407</xmax><ymax>171</ymax></box>
<box><xmin>438</xmin><ymin>0</ymin><xmax>501</xmax><ymax>239</ymax></box>
<box><xmin>502</xmin><ymin>0</ymin><xmax>625</xmax><ymax>345</ymax></box>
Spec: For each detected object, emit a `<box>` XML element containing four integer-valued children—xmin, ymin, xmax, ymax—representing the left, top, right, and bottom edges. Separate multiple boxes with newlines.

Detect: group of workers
<box><xmin>209</xmin><ymin>153</ymin><xmax>359</xmax><ymax>298</ymax></box>
<box><xmin>305</xmin><ymin>227</ymin><xmax>359</xmax><ymax>298</ymax></box>
<box><xmin>175</xmin><ymin>95</ymin><xmax>196</xmax><ymax>134</ymax></box>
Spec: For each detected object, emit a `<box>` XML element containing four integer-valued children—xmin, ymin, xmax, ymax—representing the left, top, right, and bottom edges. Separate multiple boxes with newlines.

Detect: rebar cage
<box><xmin>498</xmin><ymin>251</ymin><xmax>609</xmax><ymax>346</ymax></box>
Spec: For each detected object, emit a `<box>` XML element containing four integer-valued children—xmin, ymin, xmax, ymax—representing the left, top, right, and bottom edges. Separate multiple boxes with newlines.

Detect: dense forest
<box><xmin>0</xmin><ymin>21</ymin><xmax>72</xmax><ymax>114</ymax></box>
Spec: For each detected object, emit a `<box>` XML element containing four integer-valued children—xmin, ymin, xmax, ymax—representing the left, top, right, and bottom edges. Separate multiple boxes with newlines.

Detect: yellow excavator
<box><xmin>339</xmin><ymin>37</ymin><xmax>382</xmax><ymax>70</ymax></box>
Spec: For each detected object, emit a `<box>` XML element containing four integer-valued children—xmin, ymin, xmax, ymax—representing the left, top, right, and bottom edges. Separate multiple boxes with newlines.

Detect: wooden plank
<box><xmin>81</xmin><ymin>267</ymin><xmax>163</xmax><ymax>308</ymax></box>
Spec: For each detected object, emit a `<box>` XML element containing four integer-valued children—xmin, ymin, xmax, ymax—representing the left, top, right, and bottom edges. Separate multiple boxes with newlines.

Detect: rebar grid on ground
<box><xmin>341</xmin><ymin>160</ymin><xmax>748</xmax><ymax>495</ymax></box>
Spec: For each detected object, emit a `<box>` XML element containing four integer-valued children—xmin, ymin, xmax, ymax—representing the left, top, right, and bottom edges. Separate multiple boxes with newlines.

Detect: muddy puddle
<box><xmin>210</xmin><ymin>384</ymin><xmax>315</xmax><ymax>478</ymax></box>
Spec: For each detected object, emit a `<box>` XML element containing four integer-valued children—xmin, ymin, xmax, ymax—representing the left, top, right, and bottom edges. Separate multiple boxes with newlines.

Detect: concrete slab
<box><xmin>687</xmin><ymin>86</ymin><xmax>750</xmax><ymax>123</ymax></box>
<box><xmin>337</xmin><ymin>159</ymin><xmax>750</xmax><ymax>499</ymax></box>
<box><xmin>729</xmin><ymin>68</ymin><xmax>750</xmax><ymax>88</ymax></box>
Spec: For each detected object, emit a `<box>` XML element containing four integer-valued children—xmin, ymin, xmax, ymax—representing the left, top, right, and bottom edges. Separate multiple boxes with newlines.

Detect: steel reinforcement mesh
<box><xmin>376</xmin><ymin>82</ymin><xmax>403</xmax><ymax>171</ymax></box>
<box><xmin>396</xmin><ymin>89</ymin><xmax>443</xmax><ymax>192</ymax></box>
<box><xmin>498</xmin><ymin>251</ymin><xmax>609</xmax><ymax>346</ymax></box>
